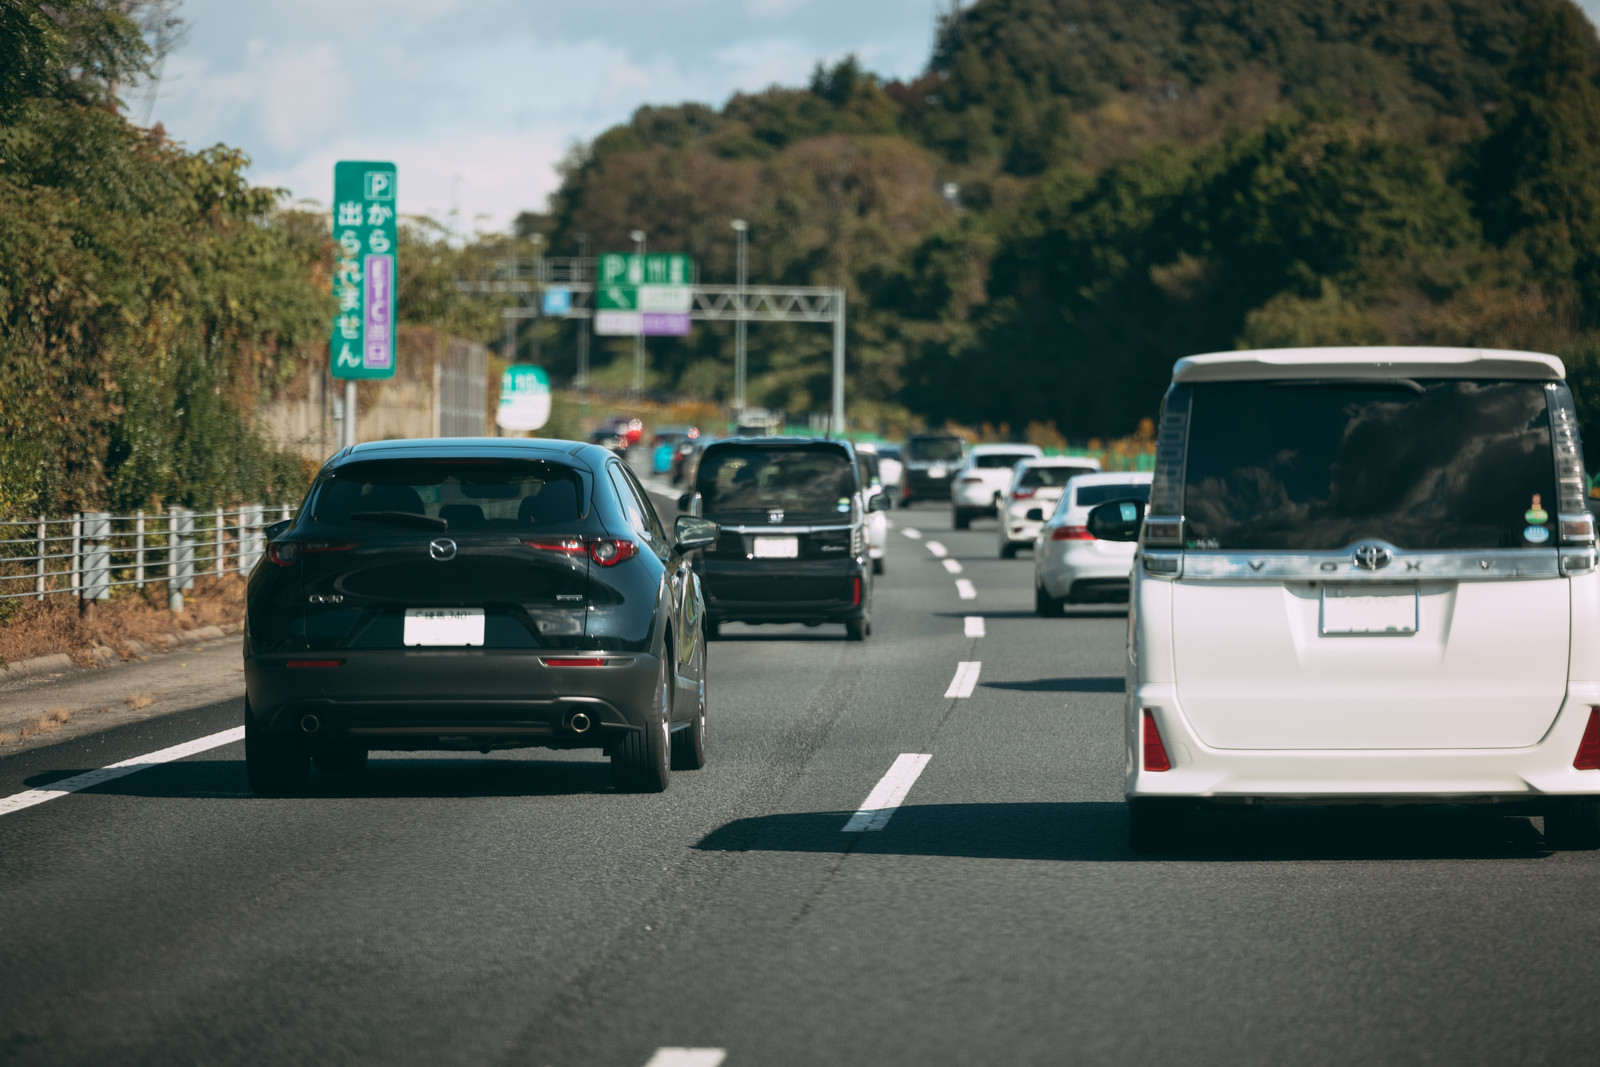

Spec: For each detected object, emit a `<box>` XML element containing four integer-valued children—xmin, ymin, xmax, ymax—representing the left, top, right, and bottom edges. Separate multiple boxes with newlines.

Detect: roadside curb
<box><xmin>1</xmin><ymin>622</ymin><xmax>241</xmax><ymax>685</ymax></box>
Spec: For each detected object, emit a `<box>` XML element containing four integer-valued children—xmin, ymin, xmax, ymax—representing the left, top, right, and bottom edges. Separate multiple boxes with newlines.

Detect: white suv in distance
<box><xmin>1033</xmin><ymin>471</ymin><xmax>1153</xmax><ymax>613</ymax></box>
<box><xmin>999</xmin><ymin>456</ymin><xmax>1103</xmax><ymax>557</ymax></box>
<box><xmin>951</xmin><ymin>443</ymin><xmax>1043</xmax><ymax>529</ymax></box>
<box><xmin>1119</xmin><ymin>346</ymin><xmax>1600</xmax><ymax>851</ymax></box>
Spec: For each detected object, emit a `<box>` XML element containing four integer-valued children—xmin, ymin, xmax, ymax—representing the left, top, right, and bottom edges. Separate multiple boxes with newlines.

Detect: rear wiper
<box><xmin>347</xmin><ymin>510</ymin><xmax>448</xmax><ymax>530</ymax></box>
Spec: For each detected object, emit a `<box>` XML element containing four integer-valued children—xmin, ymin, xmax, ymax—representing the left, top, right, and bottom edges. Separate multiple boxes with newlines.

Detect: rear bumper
<box><xmin>1039</xmin><ymin>550</ymin><xmax>1136</xmax><ymax>598</ymax></box>
<box><xmin>902</xmin><ymin>470</ymin><xmax>951</xmax><ymax>500</ymax></box>
<box><xmin>952</xmin><ymin>483</ymin><xmax>998</xmax><ymax>510</ymax></box>
<box><xmin>245</xmin><ymin>650</ymin><xmax>657</xmax><ymax>747</ymax></box>
<box><xmin>1127</xmin><ymin>685</ymin><xmax>1600</xmax><ymax>803</ymax></box>
<box><xmin>700</xmin><ymin>558</ymin><xmax>866</xmax><ymax>624</ymax></box>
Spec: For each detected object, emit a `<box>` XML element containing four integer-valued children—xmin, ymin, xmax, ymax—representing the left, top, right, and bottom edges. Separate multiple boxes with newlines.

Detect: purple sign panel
<box><xmin>363</xmin><ymin>253</ymin><xmax>395</xmax><ymax>369</ymax></box>
<box><xmin>641</xmin><ymin>312</ymin><xmax>690</xmax><ymax>337</ymax></box>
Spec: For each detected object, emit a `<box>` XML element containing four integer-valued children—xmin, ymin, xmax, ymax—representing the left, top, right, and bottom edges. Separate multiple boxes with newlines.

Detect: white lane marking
<box><xmin>644</xmin><ymin>1051</ymin><xmax>727</xmax><ymax>1067</ymax></box>
<box><xmin>0</xmin><ymin>726</ymin><xmax>245</xmax><ymax>819</ymax></box>
<box><xmin>843</xmin><ymin>753</ymin><xmax>933</xmax><ymax>832</ymax></box>
<box><xmin>941</xmin><ymin>558</ymin><xmax>962</xmax><ymax>574</ymax></box>
<box><xmin>944</xmin><ymin>661</ymin><xmax>981</xmax><ymax>698</ymax></box>
<box><xmin>925</xmin><ymin>541</ymin><xmax>947</xmax><ymax>558</ymax></box>
<box><xmin>955</xmin><ymin>579</ymin><xmax>976</xmax><ymax>599</ymax></box>
<box><xmin>965</xmin><ymin>615</ymin><xmax>985</xmax><ymax>638</ymax></box>
<box><xmin>901</xmin><ymin>527</ymin><xmax>922</xmax><ymax>540</ymax></box>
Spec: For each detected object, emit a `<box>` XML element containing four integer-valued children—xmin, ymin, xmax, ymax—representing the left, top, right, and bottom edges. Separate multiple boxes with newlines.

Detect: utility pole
<box><xmin>731</xmin><ymin>219</ymin><xmax>749</xmax><ymax>413</ymax></box>
<box><xmin>629</xmin><ymin>229</ymin><xmax>647</xmax><ymax>394</ymax></box>
<box><xmin>576</xmin><ymin>233</ymin><xmax>590</xmax><ymax>389</ymax></box>
<box><xmin>832</xmin><ymin>287</ymin><xmax>847</xmax><ymax>437</ymax></box>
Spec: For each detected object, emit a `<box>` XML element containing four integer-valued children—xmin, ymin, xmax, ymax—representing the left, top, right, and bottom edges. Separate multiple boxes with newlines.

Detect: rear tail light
<box><xmin>1052</xmin><ymin>526</ymin><xmax>1093</xmax><ymax>541</ymax></box>
<box><xmin>306</xmin><ymin>542</ymin><xmax>360</xmax><ymax>554</ymax></box>
<box><xmin>269</xmin><ymin>541</ymin><xmax>360</xmax><ymax>566</ymax></box>
<box><xmin>1012</xmin><ymin>488</ymin><xmax>1037</xmax><ymax>499</ymax></box>
<box><xmin>523</xmin><ymin>538</ymin><xmax>587</xmax><ymax>555</ymax></box>
<box><xmin>542</xmin><ymin>657</ymin><xmax>608</xmax><ymax>667</ymax></box>
<box><xmin>522</xmin><ymin>537</ymin><xmax>640</xmax><ymax>566</ymax></box>
<box><xmin>851</xmin><ymin>576</ymin><xmax>862</xmax><ymax>605</ymax></box>
<box><xmin>959</xmin><ymin>476</ymin><xmax>983</xmax><ymax>484</ymax></box>
<box><xmin>1143</xmin><ymin>519</ymin><xmax>1183</xmax><ymax>546</ymax></box>
<box><xmin>1575</xmin><ymin>707</ymin><xmax>1600</xmax><ymax>770</ymax></box>
<box><xmin>1143</xmin><ymin>709</ymin><xmax>1172</xmax><ymax>772</ymax></box>
<box><xmin>286</xmin><ymin>659</ymin><xmax>344</xmax><ymax>669</ymax></box>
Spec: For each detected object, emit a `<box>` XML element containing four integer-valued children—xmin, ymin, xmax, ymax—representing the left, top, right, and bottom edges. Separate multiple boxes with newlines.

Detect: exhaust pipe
<box><xmin>300</xmin><ymin>714</ymin><xmax>320</xmax><ymax>734</ymax></box>
<box><xmin>569</xmin><ymin>712</ymin><xmax>592</xmax><ymax>734</ymax></box>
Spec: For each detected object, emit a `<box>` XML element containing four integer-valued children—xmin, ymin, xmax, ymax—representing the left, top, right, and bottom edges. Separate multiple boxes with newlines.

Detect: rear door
<box><xmin>299</xmin><ymin>456</ymin><xmax>593</xmax><ymax>652</ymax></box>
<box><xmin>1165</xmin><ymin>379</ymin><xmax>1572</xmax><ymax>750</ymax></box>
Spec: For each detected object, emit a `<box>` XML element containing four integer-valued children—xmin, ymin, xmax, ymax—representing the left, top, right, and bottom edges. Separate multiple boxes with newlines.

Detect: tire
<box><xmin>314</xmin><ymin>746</ymin><xmax>368</xmax><ymax>774</ymax></box>
<box><xmin>872</xmin><ymin>556</ymin><xmax>885</xmax><ymax>575</ymax></box>
<box><xmin>845</xmin><ymin>617</ymin><xmax>868</xmax><ymax>641</ymax></box>
<box><xmin>953</xmin><ymin>508</ymin><xmax>971</xmax><ymax>530</ymax></box>
<box><xmin>671</xmin><ymin>632</ymin><xmax>708</xmax><ymax>771</ymax></box>
<box><xmin>1034</xmin><ymin>583</ymin><xmax>1065</xmax><ymax>618</ymax></box>
<box><xmin>999</xmin><ymin>540</ymin><xmax>1017</xmax><ymax>559</ymax></box>
<box><xmin>612</xmin><ymin>652</ymin><xmax>673</xmax><ymax>793</ymax></box>
<box><xmin>1128</xmin><ymin>798</ymin><xmax>1187</xmax><ymax>853</ymax></box>
<box><xmin>244</xmin><ymin>700</ymin><xmax>309</xmax><ymax>797</ymax></box>
<box><xmin>1544</xmin><ymin>799</ymin><xmax>1600</xmax><ymax>849</ymax></box>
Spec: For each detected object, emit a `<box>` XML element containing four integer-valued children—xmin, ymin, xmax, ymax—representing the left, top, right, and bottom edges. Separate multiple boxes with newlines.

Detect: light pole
<box><xmin>576</xmin><ymin>232</ymin><xmax>589</xmax><ymax>389</ymax></box>
<box><xmin>629</xmin><ymin>229</ymin><xmax>646</xmax><ymax>394</ymax></box>
<box><xmin>731</xmin><ymin>219</ymin><xmax>748</xmax><ymax>413</ymax></box>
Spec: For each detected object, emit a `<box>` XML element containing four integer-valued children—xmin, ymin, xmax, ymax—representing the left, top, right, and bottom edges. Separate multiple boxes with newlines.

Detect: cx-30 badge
<box><xmin>1353</xmin><ymin>543</ymin><xmax>1392</xmax><ymax>570</ymax></box>
<box><xmin>429</xmin><ymin>538</ymin><xmax>457</xmax><ymax>561</ymax></box>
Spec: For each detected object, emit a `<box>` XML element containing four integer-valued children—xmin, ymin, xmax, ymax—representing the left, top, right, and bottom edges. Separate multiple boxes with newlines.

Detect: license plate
<box><xmin>403</xmin><ymin>608</ymin><xmax>485</xmax><ymax>646</ymax></box>
<box><xmin>1320</xmin><ymin>587</ymin><xmax>1418</xmax><ymax>636</ymax></box>
<box><xmin>752</xmin><ymin>536</ymin><xmax>799</xmax><ymax>559</ymax></box>
<box><xmin>928</xmin><ymin>465</ymin><xmax>947</xmax><ymax>478</ymax></box>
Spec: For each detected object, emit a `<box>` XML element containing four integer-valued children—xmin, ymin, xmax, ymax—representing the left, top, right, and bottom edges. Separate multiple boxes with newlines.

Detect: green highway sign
<box><xmin>496</xmin><ymin>364</ymin><xmax>551</xmax><ymax>431</ymax></box>
<box><xmin>596</xmin><ymin>252</ymin><xmax>692</xmax><ymax>287</ymax></box>
<box><xmin>330</xmin><ymin>161</ymin><xmax>398</xmax><ymax>380</ymax></box>
<box><xmin>595</xmin><ymin>252</ymin><xmax>694</xmax><ymax>336</ymax></box>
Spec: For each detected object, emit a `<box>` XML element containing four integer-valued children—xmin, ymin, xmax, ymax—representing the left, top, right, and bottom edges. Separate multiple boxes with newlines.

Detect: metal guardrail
<box><xmin>0</xmin><ymin>504</ymin><xmax>297</xmax><ymax>613</ymax></box>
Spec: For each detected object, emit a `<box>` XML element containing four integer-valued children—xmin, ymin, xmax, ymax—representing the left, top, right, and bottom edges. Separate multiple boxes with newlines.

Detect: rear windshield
<box><xmin>1182</xmin><ymin>380</ymin><xmax>1557</xmax><ymax>551</ymax></box>
<box><xmin>1076</xmin><ymin>482</ymin><xmax>1152</xmax><ymax>507</ymax></box>
<box><xmin>973</xmin><ymin>452</ymin><xmax>1034</xmax><ymax>469</ymax></box>
<box><xmin>907</xmin><ymin>437</ymin><xmax>963</xmax><ymax>462</ymax></box>
<box><xmin>314</xmin><ymin>459</ymin><xmax>586</xmax><ymax>529</ymax></box>
<box><xmin>1020</xmin><ymin>465</ymin><xmax>1097</xmax><ymax>488</ymax></box>
<box><xmin>697</xmin><ymin>446</ymin><xmax>856</xmax><ymax>518</ymax></box>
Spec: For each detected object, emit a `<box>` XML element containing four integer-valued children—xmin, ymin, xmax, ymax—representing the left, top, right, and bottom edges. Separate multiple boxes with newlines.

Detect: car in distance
<box><xmin>1121</xmin><ymin>346</ymin><xmax>1600</xmax><ymax>851</ymax></box>
<box><xmin>855</xmin><ymin>447</ymin><xmax>889</xmax><ymax>574</ymax></box>
<box><xmin>587</xmin><ymin>429</ymin><xmax>627</xmax><ymax>453</ymax></box>
<box><xmin>999</xmin><ymin>456</ymin><xmax>1103</xmax><ymax>557</ymax></box>
<box><xmin>681</xmin><ymin>437</ymin><xmax>885</xmax><ymax>640</ymax></box>
<box><xmin>651</xmin><ymin>428</ymin><xmax>691</xmax><ymax>474</ymax></box>
<box><xmin>951</xmin><ymin>443</ymin><xmax>1044</xmax><ymax>529</ymax></box>
<box><xmin>244</xmin><ymin>438</ymin><xmax>718</xmax><ymax>796</ymax></box>
<box><xmin>899</xmin><ymin>433</ymin><xmax>965</xmax><ymax>506</ymax></box>
<box><xmin>1032</xmin><ymin>470</ymin><xmax>1152</xmax><ymax>613</ymax></box>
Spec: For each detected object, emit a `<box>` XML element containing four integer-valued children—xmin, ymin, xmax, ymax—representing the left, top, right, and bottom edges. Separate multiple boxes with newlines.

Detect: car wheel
<box><xmin>1034</xmin><ymin>583</ymin><xmax>1065</xmax><ymax>618</ymax></box>
<box><xmin>845</xmin><ymin>617</ymin><xmax>868</xmax><ymax>641</ymax></box>
<box><xmin>244</xmin><ymin>699</ymin><xmax>309</xmax><ymax>797</ymax></box>
<box><xmin>999</xmin><ymin>540</ymin><xmax>1017</xmax><ymax>559</ymax></box>
<box><xmin>706</xmin><ymin>619</ymin><xmax>721</xmax><ymax>640</ymax></box>
<box><xmin>872</xmin><ymin>557</ymin><xmax>885</xmax><ymax>575</ymax></box>
<box><xmin>952</xmin><ymin>508</ymin><xmax>970</xmax><ymax>530</ymax></box>
<box><xmin>1544</xmin><ymin>799</ymin><xmax>1600</xmax><ymax>849</ymax></box>
<box><xmin>671</xmin><ymin>631</ymin><xmax>708</xmax><ymax>771</ymax></box>
<box><xmin>613</xmin><ymin>653</ymin><xmax>673</xmax><ymax>793</ymax></box>
<box><xmin>313</xmin><ymin>746</ymin><xmax>368</xmax><ymax>775</ymax></box>
<box><xmin>1128</xmin><ymin>798</ymin><xmax>1187</xmax><ymax>853</ymax></box>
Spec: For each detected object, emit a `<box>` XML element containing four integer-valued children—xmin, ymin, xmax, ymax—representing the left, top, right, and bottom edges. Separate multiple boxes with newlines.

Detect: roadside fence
<box><xmin>0</xmin><ymin>504</ymin><xmax>298</xmax><ymax>615</ymax></box>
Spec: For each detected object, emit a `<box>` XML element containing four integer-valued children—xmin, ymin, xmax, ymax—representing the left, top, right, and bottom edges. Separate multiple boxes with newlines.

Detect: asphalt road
<box><xmin>2</xmin><ymin>494</ymin><xmax>1598</xmax><ymax>1066</ymax></box>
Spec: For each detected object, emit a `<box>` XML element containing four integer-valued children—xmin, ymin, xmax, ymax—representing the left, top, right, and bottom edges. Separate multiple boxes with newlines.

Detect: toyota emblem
<box><xmin>429</xmin><ymin>537</ymin><xmax>457</xmax><ymax>561</ymax></box>
<box><xmin>768</xmin><ymin>510</ymin><xmax>784</xmax><ymax>524</ymax></box>
<box><xmin>1352</xmin><ymin>543</ymin><xmax>1392</xmax><ymax>571</ymax></box>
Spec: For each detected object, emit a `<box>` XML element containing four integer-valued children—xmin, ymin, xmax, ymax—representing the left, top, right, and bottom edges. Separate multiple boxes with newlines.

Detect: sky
<box><xmin>142</xmin><ymin>0</ymin><xmax>941</xmax><ymax>233</ymax></box>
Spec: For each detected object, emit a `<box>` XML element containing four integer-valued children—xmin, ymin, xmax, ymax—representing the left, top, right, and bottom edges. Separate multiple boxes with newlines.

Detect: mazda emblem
<box><xmin>429</xmin><ymin>537</ymin><xmax>457</xmax><ymax>561</ymax></box>
<box><xmin>1352</xmin><ymin>543</ymin><xmax>1392</xmax><ymax>571</ymax></box>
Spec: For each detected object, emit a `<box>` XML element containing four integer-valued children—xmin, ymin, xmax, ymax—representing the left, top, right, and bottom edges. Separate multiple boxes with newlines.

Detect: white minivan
<box><xmin>1111</xmin><ymin>347</ymin><xmax>1600</xmax><ymax>850</ymax></box>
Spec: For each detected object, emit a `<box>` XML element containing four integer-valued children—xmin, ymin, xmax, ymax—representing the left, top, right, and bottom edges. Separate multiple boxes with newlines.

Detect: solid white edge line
<box><xmin>964</xmin><ymin>615</ymin><xmax>985</xmax><ymax>638</ymax></box>
<box><xmin>955</xmin><ymin>578</ymin><xmax>976</xmax><ymax>599</ymax></box>
<box><xmin>943</xmin><ymin>661</ymin><xmax>981</xmax><ymax>698</ymax></box>
<box><xmin>0</xmin><ymin>726</ymin><xmax>245</xmax><ymax>819</ymax></box>
<box><xmin>941</xmin><ymin>558</ymin><xmax>963</xmax><ymax>574</ymax></box>
<box><xmin>925</xmin><ymin>541</ymin><xmax>947</xmax><ymax>558</ymax></box>
<box><xmin>901</xmin><ymin>528</ymin><xmax>922</xmax><ymax>539</ymax></box>
<box><xmin>643</xmin><ymin>1049</ymin><xmax>728</xmax><ymax>1067</ymax></box>
<box><xmin>842</xmin><ymin>753</ymin><xmax>933</xmax><ymax>832</ymax></box>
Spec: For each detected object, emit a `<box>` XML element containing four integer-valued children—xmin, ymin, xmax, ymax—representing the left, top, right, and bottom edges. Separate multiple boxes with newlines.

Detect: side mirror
<box><xmin>264</xmin><ymin>518</ymin><xmax>292</xmax><ymax>540</ymax></box>
<box><xmin>1025</xmin><ymin>507</ymin><xmax>1045</xmax><ymax>522</ymax></box>
<box><xmin>677</xmin><ymin>492</ymin><xmax>704</xmax><ymax>516</ymax></box>
<box><xmin>1085</xmin><ymin>499</ymin><xmax>1145</xmax><ymax>542</ymax></box>
<box><xmin>867</xmin><ymin>492</ymin><xmax>889</xmax><ymax>513</ymax></box>
<box><xmin>677</xmin><ymin>493</ymin><xmax>694</xmax><ymax>511</ymax></box>
<box><xmin>674</xmin><ymin>515</ymin><xmax>719</xmax><ymax>553</ymax></box>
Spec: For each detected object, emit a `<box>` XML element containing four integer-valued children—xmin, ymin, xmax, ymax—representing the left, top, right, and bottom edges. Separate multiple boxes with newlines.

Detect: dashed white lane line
<box><xmin>944</xmin><ymin>661</ymin><xmax>981</xmax><ymax>698</ymax></box>
<box><xmin>955</xmin><ymin>579</ymin><xmax>976</xmax><ymax>599</ymax></box>
<box><xmin>965</xmin><ymin>615</ymin><xmax>985</xmax><ymax>638</ymax></box>
<box><xmin>0</xmin><ymin>726</ymin><xmax>245</xmax><ymax>819</ymax></box>
<box><xmin>925</xmin><ymin>540</ymin><xmax>947</xmax><ymax>557</ymax></box>
<box><xmin>644</xmin><ymin>1051</ymin><xmax>726</xmax><ymax>1067</ymax></box>
<box><xmin>843</xmin><ymin>753</ymin><xmax>934</xmax><ymax>832</ymax></box>
<box><xmin>901</xmin><ymin>527</ymin><xmax>922</xmax><ymax>540</ymax></box>
<box><xmin>941</xmin><ymin>558</ymin><xmax>963</xmax><ymax>574</ymax></box>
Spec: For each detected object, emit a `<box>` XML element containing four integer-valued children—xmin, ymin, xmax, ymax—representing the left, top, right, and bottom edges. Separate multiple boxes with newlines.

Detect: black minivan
<box><xmin>679</xmin><ymin>437</ymin><xmax>887</xmax><ymax>640</ymax></box>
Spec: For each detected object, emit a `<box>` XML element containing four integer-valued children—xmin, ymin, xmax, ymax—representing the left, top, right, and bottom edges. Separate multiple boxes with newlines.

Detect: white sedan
<box><xmin>1033</xmin><ymin>471</ymin><xmax>1153</xmax><ymax>615</ymax></box>
<box><xmin>997</xmin><ymin>456</ymin><xmax>1102</xmax><ymax>557</ymax></box>
<box><xmin>950</xmin><ymin>443</ymin><xmax>1043</xmax><ymax>528</ymax></box>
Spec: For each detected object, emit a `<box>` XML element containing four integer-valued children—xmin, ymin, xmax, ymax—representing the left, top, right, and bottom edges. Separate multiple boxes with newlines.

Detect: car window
<box><xmin>619</xmin><ymin>463</ymin><xmax>668</xmax><ymax>545</ymax></box>
<box><xmin>696</xmin><ymin>445</ymin><xmax>856</xmax><ymax>519</ymax></box>
<box><xmin>1075</xmin><ymin>483</ymin><xmax>1153</xmax><ymax>507</ymax></box>
<box><xmin>906</xmin><ymin>437</ymin><xmax>963</xmax><ymax>462</ymax></box>
<box><xmin>314</xmin><ymin>459</ymin><xmax>586</xmax><ymax>529</ymax></box>
<box><xmin>1019</xmin><ymin>465</ymin><xmax>1097</xmax><ymax>488</ymax></box>
<box><xmin>973</xmin><ymin>452</ymin><xmax>1034</xmax><ymax>469</ymax></box>
<box><xmin>608</xmin><ymin>463</ymin><xmax>665</xmax><ymax>547</ymax></box>
<box><xmin>1181</xmin><ymin>380</ymin><xmax>1558</xmax><ymax>550</ymax></box>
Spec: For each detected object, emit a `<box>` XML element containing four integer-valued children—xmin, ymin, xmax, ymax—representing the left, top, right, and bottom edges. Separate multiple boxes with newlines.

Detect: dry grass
<box><xmin>18</xmin><ymin>705</ymin><xmax>73</xmax><ymax>740</ymax></box>
<box><xmin>0</xmin><ymin>731</ymin><xmax>15</xmax><ymax>745</ymax></box>
<box><xmin>125</xmin><ymin>692</ymin><xmax>153</xmax><ymax>711</ymax></box>
<box><xmin>0</xmin><ymin>574</ymin><xmax>244</xmax><ymax>669</ymax></box>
